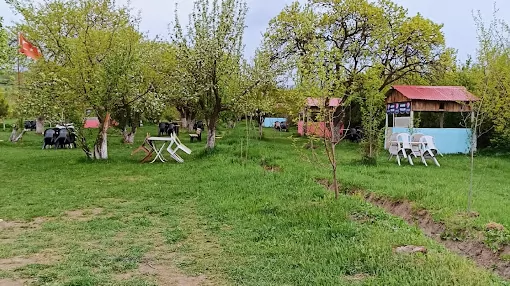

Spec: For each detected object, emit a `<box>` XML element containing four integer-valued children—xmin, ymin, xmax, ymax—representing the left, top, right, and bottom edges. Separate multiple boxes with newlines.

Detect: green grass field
<box><xmin>0</xmin><ymin>125</ymin><xmax>509</xmax><ymax>285</ymax></box>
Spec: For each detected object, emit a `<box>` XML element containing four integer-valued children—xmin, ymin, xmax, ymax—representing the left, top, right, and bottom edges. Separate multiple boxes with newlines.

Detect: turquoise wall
<box><xmin>263</xmin><ymin>118</ymin><xmax>287</xmax><ymax>128</ymax></box>
<box><xmin>390</xmin><ymin>128</ymin><xmax>473</xmax><ymax>154</ymax></box>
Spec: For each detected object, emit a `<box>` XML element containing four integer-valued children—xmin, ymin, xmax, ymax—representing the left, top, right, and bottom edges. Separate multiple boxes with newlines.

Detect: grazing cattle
<box><xmin>42</xmin><ymin>127</ymin><xmax>77</xmax><ymax>150</ymax></box>
<box><xmin>55</xmin><ymin>128</ymin><xmax>68</xmax><ymax>149</ymax></box>
<box><xmin>158</xmin><ymin>122</ymin><xmax>175</xmax><ymax>136</ymax></box>
<box><xmin>274</xmin><ymin>121</ymin><xmax>288</xmax><ymax>132</ymax></box>
<box><xmin>24</xmin><ymin>121</ymin><xmax>36</xmax><ymax>131</ymax></box>
<box><xmin>194</xmin><ymin>121</ymin><xmax>204</xmax><ymax>130</ymax></box>
<box><xmin>42</xmin><ymin>129</ymin><xmax>58</xmax><ymax>149</ymax></box>
<box><xmin>54</xmin><ymin>128</ymin><xmax>77</xmax><ymax>149</ymax></box>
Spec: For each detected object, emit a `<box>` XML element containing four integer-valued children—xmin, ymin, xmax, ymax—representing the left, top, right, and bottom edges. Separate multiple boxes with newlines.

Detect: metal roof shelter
<box><xmin>385</xmin><ymin>85</ymin><xmax>479</xmax><ymax>128</ymax></box>
<box><xmin>384</xmin><ymin>85</ymin><xmax>480</xmax><ymax>154</ymax></box>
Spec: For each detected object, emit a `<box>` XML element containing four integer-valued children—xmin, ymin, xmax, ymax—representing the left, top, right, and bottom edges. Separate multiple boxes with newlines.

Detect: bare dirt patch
<box><xmin>0</xmin><ymin>218</ymin><xmax>47</xmax><ymax>231</ymax></box>
<box><xmin>359</xmin><ymin>191</ymin><xmax>510</xmax><ymax>279</ymax></box>
<box><xmin>0</xmin><ymin>251</ymin><xmax>61</xmax><ymax>271</ymax></box>
<box><xmin>64</xmin><ymin>208</ymin><xmax>103</xmax><ymax>221</ymax></box>
<box><xmin>0</xmin><ymin>278</ymin><xmax>28</xmax><ymax>286</ymax></box>
<box><xmin>263</xmin><ymin>165</ymin><xmax>281</xmax><ymax>172</ymax></box>
<box><xmin>115</xmin><ymin>251</ymin><xmax>208</xmax><ymax>285</ymax></box>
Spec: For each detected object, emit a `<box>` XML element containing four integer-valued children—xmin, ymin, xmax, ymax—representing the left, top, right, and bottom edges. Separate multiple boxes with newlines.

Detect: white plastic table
<box><xmin>147</xmin><ymin>137</ymin><xmax>174</xmax><ymax>163</ymax></box>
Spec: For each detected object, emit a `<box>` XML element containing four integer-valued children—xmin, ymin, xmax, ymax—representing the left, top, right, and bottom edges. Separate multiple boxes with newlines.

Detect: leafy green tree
<box><xmin>173</xmin><ymin>0</ymin><xmax>252</xmax><ymax>149</ymax></box>
<box><xmin>0</xmin><ymin>17</ymin><xmax>9</xmax><ymax>69</ymax></box>
<box><xmin>8</xmin><ymin>0</ymin><xmax>151</xmax><ymax>159</ymax></box>
<box><xmin>264</xmin><ymin>0</ymin><xmax>450</xmax><ymax>161</ymax></box>
<box><xmin>354</xmin><ymin>69</ymin><xmax>386</xmax><ymax>164</ymax></box>
<box><xmin>15</xmin><ymin>61</ymin><xmax>80</xmax><ymax>131</ymax></box>
<box><xmin>0</xmin><ymin>89</ymin><xmax>9</xmax><ymax>130</ymax></box>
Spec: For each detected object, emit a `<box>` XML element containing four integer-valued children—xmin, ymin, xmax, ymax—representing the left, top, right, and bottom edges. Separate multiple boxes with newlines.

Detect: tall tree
<box><xmin>173</xmin><ymin>0</ymin><xmax>249</xmax><ymax>149</ymax></box>
<box><xmin>0</xmin><ymin>17</ymin><xmax>9</xmax><ymax>69</ymax></box>
<box><xmin>264</xmin><ymin>0</ymin><xmax>450</xmax><ymax>160</ymax></box>
<box><xmin>8</xmin><ymin>0</ymin><xmax>149</xmax><ymax>159</ymax></box>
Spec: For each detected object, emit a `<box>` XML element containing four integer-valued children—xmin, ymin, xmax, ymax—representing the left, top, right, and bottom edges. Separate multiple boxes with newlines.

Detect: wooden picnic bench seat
<box><xmin>189</xmin><ymin>128</ymin><xmax>202</xmax><ymax>142</ymax></box>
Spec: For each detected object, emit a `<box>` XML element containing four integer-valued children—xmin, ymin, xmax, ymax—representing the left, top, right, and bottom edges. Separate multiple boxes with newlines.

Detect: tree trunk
<box><xmin>181</xmin><ymin>117</ymin><xmax>187</xmax><ymax>130</ymax></box>
<box><xmin>122</xmin><ymin>126</ymin><xmax>136</xmax><ymax>144</ymax></box>
<box><xmin>332</xmin><ymin>162</ymin><xmax>339</xmax><ymax>200</ymax></box>
<box><xmin>93</xmin><ymin>112</ymin><xmax>110</xmax><ymax>160</ymax></box>
<box><xmin>36</xmin><ymin>117</ymin><xmax>45</xmax><ymax>134</ymax></box>
<box><xmin>206</xmin><ymin>119</ymin><xmax>216</xmax><ymax>149</ymax></box>
<box><xmin>259</xmin><ymin>124</ymin><xmax>263</xmax><ymax>139</ymax></box>
<box><xmin>187</xmin><ymin>119</ymin><xmax>196</xmax><ymax>132</ymax></box>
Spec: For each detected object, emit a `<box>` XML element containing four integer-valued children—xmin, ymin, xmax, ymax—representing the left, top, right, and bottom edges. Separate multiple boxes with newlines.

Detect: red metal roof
<box><xmin>306</xmin><ymin>97</ymin><xmax>342</xmax><ymax>107</ymax></box>
<box><xmin>392</xmin><ymin>85</ymin><xmax>479</xmax><ymax>102</ymax></box>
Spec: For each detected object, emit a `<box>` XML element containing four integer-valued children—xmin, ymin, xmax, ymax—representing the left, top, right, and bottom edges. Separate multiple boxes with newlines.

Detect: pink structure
<box><xmin>84</xmin><ymin>118</ymin><xmax>100</xmax><ymax>128</ymax></box>
<box><xmin>298</xmin><ymin>97</ymin><xmax>343</xmax><ymax>139</ymax></box>
<box><xmin>83</xmin><ymin>117</ymin><xmax>119</xmax><ymax>129</ymax></box>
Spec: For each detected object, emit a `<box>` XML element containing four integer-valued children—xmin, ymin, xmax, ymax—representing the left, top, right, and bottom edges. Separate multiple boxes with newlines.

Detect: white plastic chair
<box><xmin>171</xmin><ymin>133</ymin><xmax>192</xmax><ymax>155</ymax></box>
<box><xmin>410</xmin><ymin>133</ymin><xmax>424</xmax><ymax>157</ymax></box>
<box><xmin>420</xmin><ymin>136</ymin><xmax>440</xmax><ymax>167</ymax></box>
<box><xmin>165</xmin><ymin>134</ymin><xmax>191</xmax><ymax>163</ymax></box>
<box><xmin>388</xmin><ymin>133</ymin><xmax>399</xmax><ymax>161</ymax></box>
<box><xmin>397</xmin><ymin>133</ymin><xmax>414</xmax><ymax>165</ymax></box>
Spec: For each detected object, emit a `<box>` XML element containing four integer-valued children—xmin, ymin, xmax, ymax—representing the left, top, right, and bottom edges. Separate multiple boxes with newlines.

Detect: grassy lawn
<box><xmin>0</xmin><ymin>124</ymin><xmax>508</xmax><ymax>285</ymax></box>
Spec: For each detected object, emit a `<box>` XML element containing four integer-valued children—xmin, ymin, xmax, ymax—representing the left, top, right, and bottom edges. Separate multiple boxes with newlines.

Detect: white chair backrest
<box><xmin>421</xmin><ymin>136</ymin><xmax>438</xmax><ymax>150</ymax></box>
<box><xmin>411</xmin><ymin>133</ymin><xmax>424</xmax><ymax>143</ymax></box>
<box><xmin>397</xmin><ymin>133</ymin><xmax>411</xmax><ymax>149</ymax></box>
<box><xmin>389</xmin><ymin>133</ymin><xmax>399</xmax><ymax>154</ymax></box>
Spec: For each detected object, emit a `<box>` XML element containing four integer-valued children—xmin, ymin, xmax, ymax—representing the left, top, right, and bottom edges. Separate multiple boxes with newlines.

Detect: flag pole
<box><xmin>17</xmin><ymin>57</ymin><xmax>20</xmax><ymax>86</ymax></box>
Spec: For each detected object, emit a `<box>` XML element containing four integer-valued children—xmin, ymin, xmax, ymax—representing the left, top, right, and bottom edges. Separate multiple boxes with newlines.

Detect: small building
<box><xmin>298</xmin><ymin>97</ymin><xmax>343</xmax><ymax>139</ymax></box>
<box><xmin>385</xmin><ymin>85</ymin><xmax>479</xmax><ymax>154</ymax></box>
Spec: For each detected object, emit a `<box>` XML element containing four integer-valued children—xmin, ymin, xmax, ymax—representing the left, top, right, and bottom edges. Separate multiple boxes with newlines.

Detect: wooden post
<box><xmin>471</xmin><ymin>111</ymin><xmax>477</xmax><ymax>152</ymax></box>
<box><xmin>410</xmin><ymin>110</ymin><xmax>414</xmax><ymax>128</ymax></box>
<box><xmin>439</xmin><ymin>112</ymin><xmax>445</xmax><ymax>128</ymax></box>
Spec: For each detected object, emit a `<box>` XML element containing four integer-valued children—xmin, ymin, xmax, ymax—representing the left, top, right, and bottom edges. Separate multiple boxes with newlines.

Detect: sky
<box><xmin>1</xmin><ymin>0</ymin><xmax>509</xmax><ymax>62</ymax></box>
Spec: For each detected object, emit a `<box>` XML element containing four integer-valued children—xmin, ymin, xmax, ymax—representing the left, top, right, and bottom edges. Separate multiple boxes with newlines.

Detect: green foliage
<box><xmin>264</xmin><ymin>0</ymin><xmax>450</xmax><ymax>162</ymax></box>
<box><xmin>485</xmin><ymin>228</ymin><xmax>510</xmax><ymax>252</ymax></box>
<box><xmin>0</xmin><ymin>88</ymin><xmax>9</xmax><ymax>118</ymax></box>
<box><xmin>173</xmin><ymin>0</ymin><xmax>276</xmax><ymax>148</ymax></box>
<box><xmin>8</xmin><ymin>0</ymin><xmax>168</xmax><ymax>157</ymax></box>
<box><xmin>265</xmin><ymin>0</ymin><xmax>449</xmax><ymax>93</ymax></box>
<box><xmin>0</xmin><ymin>17</ymin><xmax>10</xmax><ymax>69</ymax></box>
<box><xmin>355</xmin><ymin>69</ymin><xmax>386</xmax><ymax>164</ymax></box>
<box><xmin>160</xmin><ymin>106</ymin><xmax>180</xmax><ymax>123</ymax></box>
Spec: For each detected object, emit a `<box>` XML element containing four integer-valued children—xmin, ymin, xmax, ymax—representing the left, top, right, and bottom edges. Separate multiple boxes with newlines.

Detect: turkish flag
<box><xmin>19</xmin><ymin>34</ymin><xmax>42</xmax><ymax>60</ymax></box>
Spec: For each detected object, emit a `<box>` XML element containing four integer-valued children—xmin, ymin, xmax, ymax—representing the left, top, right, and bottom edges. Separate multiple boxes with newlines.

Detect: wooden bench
<box><xmin>189</xmin><ymin>128</ymin><xmax>202</xmax><ymax>143</ymax></box>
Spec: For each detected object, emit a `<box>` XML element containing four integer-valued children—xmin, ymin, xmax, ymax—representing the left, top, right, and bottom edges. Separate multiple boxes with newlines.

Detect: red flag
<box><xmin>19</xmin><ymin>33</ymin><xmax>42</xmax><ymax>60</ymax></box>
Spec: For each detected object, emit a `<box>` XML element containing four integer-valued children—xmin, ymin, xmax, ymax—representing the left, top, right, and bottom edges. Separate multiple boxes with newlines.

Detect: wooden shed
<box><xmin>385</xmin><ymin>85</ymin><xmax>479</xmax><ymax>128</ymax></box>
<box><xmin>385</xmin><ymin>85</ymin><xmax>479</xmax><ymax>154</ymax></box>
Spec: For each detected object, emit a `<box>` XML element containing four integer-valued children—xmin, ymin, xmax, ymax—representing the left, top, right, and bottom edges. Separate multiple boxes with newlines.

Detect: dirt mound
<box><xmin>362</xmin><ymin>192</ymin><xmax>510</xmax><ymax>279</ymax></box>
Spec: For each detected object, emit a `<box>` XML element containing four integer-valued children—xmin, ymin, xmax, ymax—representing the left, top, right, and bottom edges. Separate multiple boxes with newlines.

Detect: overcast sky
<box><xmin>1</xmin><ymin>0</ymin><xmax>509</xmax><ymax>62</ymax></box>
